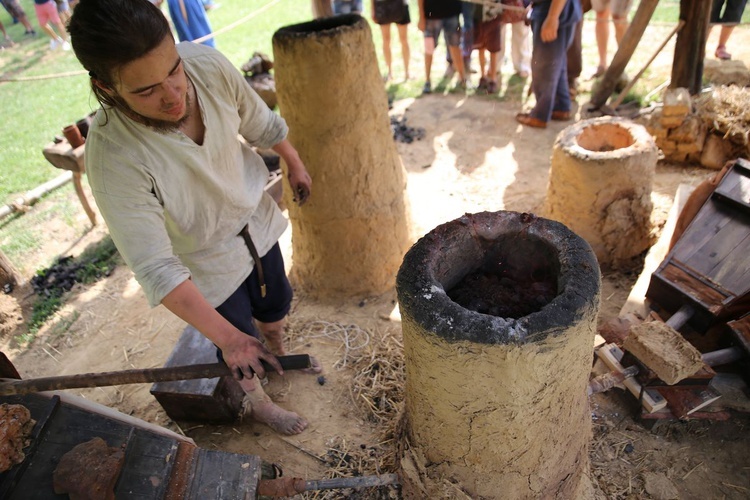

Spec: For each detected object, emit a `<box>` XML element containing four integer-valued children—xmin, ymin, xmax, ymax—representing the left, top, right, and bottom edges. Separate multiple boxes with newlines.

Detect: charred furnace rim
<box><xmin>396</xmin><ymin>211</ymin><xmax>601</xmax><ymax>345</ymax></box>
<box><xmin>272</xmin><ymin>14</ymin><xmax>365</xmax><ymax>45</ymax></box>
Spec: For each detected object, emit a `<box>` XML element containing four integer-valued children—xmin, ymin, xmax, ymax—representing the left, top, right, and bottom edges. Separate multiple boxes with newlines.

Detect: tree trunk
<box><xmin>671</xmin><ymin>0</ymin><xmax>711</xmax><ymax>94</ymax></box>
<box><xmin>0</xmin><ymin>249</ymin><xmax>22</xmax><ymax>288</ymax></box>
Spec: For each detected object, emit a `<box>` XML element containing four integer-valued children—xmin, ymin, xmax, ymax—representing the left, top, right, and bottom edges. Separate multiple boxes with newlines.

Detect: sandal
<box><xmin>715</xmin><ymin>45</ymin><xmax>731</xmax><ymax>61</ymax></box>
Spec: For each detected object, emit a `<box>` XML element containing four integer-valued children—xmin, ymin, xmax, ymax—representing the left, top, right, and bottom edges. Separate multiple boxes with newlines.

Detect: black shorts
<box><xmin>374</xmin><ymin>1</ymin><xmax>410</xmax><ymax>25</ymax></box>
<box><xmin>711</xmin><ymin>0</ymin><xmax>748</xmax><ymax>24</ymax></box>
<box><xmin>215</xmin><ymin>243</ymin><xmax>293</xmax><ymax>340</ymax></box>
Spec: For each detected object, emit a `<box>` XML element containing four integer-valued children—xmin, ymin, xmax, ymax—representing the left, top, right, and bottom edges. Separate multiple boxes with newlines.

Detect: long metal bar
<box><xmin>0</xmin><ymin>355</ymin><xmax>311</xmax><ymax>396</ymax></box>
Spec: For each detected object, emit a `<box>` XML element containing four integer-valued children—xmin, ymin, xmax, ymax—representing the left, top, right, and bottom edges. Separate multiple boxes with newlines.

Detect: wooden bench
<box><xmin>41</xmin><ymin>139</ymin><xmax>97</xmax><ymax>227</ymax></box>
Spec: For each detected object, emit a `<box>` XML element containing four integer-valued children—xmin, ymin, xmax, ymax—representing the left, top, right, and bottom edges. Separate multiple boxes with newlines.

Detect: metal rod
<box><xmin>702</xmin><ymin>347</ymin><xmax>744</xmax><ymax>367</ymax></box>
<box><xmin>665</xmin><ymin>304</ymin><xmax>695</xmax><ymax>331</ymax></box>
<box><xmin>0</xmin><ymin>355</ymin><xmax>311</xmax><ymax>396</ymax></box>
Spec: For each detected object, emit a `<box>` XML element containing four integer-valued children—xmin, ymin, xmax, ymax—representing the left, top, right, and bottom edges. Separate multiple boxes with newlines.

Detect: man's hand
<box><xmin>220</xmin><ymin>333</ymin><xmax>284</xmax><ymax>380</ymax></box>
<box><xmin>161</xmin><ymin>280</ymin><xmax>285</xmax><ymax>380</ymax></box>
<box><xmin>287</xmin><ymin>166</ymin><xmax>312</xmax><ymax>206</ymax></box>
<box><xmin>541</xmin><ymin>16</ymin><xmax>559</xmax><ymax>42</ymax></box>
<box><xmin>271</xmin><ymin>139</ymin><xmax>312</xmax><ymax>206</ymax></box>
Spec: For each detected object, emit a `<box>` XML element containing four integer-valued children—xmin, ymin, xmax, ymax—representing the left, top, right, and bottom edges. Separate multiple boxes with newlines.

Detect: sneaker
<box><xmin>49</xmin><ymin>38</ymin><xmax>60</xmax><ymax>51</ymax></box>
<box><xmin>422</xmin><ymin>81</ymin><xmax>432</xmax><ymax>94</ymax></box>
<box><xmin>61</xmin><ymin>40</ymin><xmax>71</xmax><ymax>51</ymax></box>
<box><xmin>24</xmin><ymin>30</ymin><xmax>36</xmax><ymax>37</ymax></box>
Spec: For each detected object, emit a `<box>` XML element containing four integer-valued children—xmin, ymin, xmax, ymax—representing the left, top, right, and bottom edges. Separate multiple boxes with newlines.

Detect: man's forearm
<box><xmin>161</xmin><ymin>279</ymin><xmax>241</xmax><ymax>352</ymax></box>
<box><xmin>547</xmin><ymin>0</ymin><xmax>568</xmax><ymax>21</ymax></box>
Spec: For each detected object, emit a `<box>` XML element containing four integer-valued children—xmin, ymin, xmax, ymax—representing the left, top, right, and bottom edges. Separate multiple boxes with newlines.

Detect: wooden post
<box><xmin>589</xmin><ymin>0</ymin><xmax>660</xmax><ymax>109</ymax></box>
<box><xmin>0</xmin><ymin>249</ymin><xmax>22</xmax><ymax>287</ymax></box>
<box><xmin>670</xmin><ymin>0</ymin><xmax>711</xmax><ymax>94</ymax></box>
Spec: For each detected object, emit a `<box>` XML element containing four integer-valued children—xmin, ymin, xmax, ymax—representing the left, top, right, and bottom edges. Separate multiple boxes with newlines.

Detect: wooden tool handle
<box><xmin>0</xmin><ymin>355</ymin><xmax>311</xmax><ymax>396</ymax></box>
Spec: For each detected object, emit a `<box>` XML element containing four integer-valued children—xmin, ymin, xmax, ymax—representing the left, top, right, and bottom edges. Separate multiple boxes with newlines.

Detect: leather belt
<box><xmin>239</xmin><ymin>224</ymin><xmax>266</xmax><ymax>298</ymax></box>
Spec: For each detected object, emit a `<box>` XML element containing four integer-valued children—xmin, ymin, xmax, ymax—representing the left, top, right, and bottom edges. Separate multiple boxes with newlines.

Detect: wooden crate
<box><xmin>150</xmin><ymin>326</ymin><xmax>245</xmax><ymax>423</ymax></box>
<box><xmin>647</xmin><ymin>159</ymin><xmax>750</xmax><ymax>331</ymax></box>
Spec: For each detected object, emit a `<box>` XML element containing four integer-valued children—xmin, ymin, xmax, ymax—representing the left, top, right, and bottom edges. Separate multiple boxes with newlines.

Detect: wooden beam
<box><xmin>589</xmin><ymin>0</ymin><xmax>661</xmax><ymax>109</ymax></box>
<box><xmin>671</xmin><ymin>0</ymin><xmax>711</xmax><ymax>94</ymax></box>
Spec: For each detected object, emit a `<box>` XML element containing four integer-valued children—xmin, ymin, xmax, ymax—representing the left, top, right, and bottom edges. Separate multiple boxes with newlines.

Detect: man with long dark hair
<box><xmin>68</xmin><ymin>0</ymin><xmax>317</xmax><ymax>435</ymax></box>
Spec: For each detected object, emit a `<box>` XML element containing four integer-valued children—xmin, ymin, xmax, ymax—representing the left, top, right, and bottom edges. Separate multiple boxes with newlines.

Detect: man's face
<box><xmin>108</xmin><ymin>35</ymin><xmax>190</xmax><ymax>130</ymax></box>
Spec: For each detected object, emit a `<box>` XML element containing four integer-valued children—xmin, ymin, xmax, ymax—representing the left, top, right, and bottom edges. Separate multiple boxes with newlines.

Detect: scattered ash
<box><xmin>390</xmin><ymin>116</ymin><xmax>425</xmax><ymax>144</ymax></box>
<box><xmin>31</xmin><ymin>255</ymin><xmax>112</xmax><ymax>299</ymax></box>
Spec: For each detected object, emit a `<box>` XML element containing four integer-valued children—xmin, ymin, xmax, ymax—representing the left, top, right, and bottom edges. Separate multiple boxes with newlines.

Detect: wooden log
<box><xmin>609</xmin><ymin>21</ymin><xmax>685</xmax><ymax>109</ymax></box>
<box><xmin>589</xmin><ymin>0</ymin><xmax>660</xmax><ymax>109</ymax></box>
<box><xmin>671</xmin><ymin>0</ymin><xmax>711</xmax><ymax>94</ymax></box>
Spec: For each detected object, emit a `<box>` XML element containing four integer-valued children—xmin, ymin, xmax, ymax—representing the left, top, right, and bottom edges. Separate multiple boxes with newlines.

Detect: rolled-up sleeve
<box><xmin>214</xmin><ymin>52</ymin><xmax>288</xmax><ymax>148</ymax></box>
<box><xmin>86</xmin><ymin>132</ymin><xmax>191</xmax><ymax>307</ymax></box>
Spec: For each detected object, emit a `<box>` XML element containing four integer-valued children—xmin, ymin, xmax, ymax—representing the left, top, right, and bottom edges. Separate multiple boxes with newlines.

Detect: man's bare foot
<box><xmin>302</xmin><ymin>355</ymin><xmax>323</xmax><ymax>375</ymax></box>
<box><xmin>243</xmin><ymin>395</ymin><xmax>308</xmax><ymax>435</ymax></box>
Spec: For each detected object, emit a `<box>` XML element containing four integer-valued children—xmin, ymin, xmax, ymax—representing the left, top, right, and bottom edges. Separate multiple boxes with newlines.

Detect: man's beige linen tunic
<box><xmin>85</xmin><ymin>42</ymin><xmax>289</xmax><ymax>307</ymax></box>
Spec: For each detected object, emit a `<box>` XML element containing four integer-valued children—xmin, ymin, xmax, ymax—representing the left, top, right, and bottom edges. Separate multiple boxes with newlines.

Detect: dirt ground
<box><xmin>2</xmin><ymin>26</ymin><xmax>750</xmax><ymax>500</ymax></box>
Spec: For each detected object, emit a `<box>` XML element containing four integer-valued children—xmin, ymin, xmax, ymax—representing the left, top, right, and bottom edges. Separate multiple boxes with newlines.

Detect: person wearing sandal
<box><xmin>710</xmin><ymin>0</ymin><xmax>748</xmax><ymax>61</ymax></box>
<box><xmin>591</xmin><ymin>0</ymin><xmax>633</xmax><ymax>79</ymax></box>
<box><xmin>516</xmin><ymin>0</ymin><xmax>581</xmax><ymax>129</ymax></box>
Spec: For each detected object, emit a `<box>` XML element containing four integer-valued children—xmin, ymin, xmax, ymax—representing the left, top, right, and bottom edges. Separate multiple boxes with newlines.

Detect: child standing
<box><xmin>418</xmin><ymin>0</ymin><xmax>465</xmax><ymax>93</ymax></box>
<box><xmin>33</xmin><ymin>0</ymin><xmax>70</xmax><ymax>51</ymax></box>
<box><xmin>473</xmin><ymin>1</ymin><xmax>504</xmax><ymax>94</ymax></box>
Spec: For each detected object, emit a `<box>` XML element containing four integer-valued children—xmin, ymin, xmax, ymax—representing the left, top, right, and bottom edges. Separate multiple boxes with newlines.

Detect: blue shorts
<box><xmin>215</xmin><ymin>243</ymin><xmax>293</xmax><ymax>341</ymax></box>
<box><xmin>333</xmin><ymin>0</ymin><xmax>363</xmax><ymax>14</ymax></box>
<box><xmin>424</xmin><ymin>16</ymin><xmax>462</xmax><ymax>47</ymax></box>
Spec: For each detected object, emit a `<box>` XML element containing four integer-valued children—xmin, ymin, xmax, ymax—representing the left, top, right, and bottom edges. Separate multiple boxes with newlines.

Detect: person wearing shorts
<box><xmin>591</xmin><ymin>0</ymin><xmax>633</xmax><ymax>77</ymax></box>
<box><xmin>372</xmin><ymin>0</ymin><xmax>411</xmax><ymax>81</ymax></box>
<box><xmin>333</xmin><ymin>0</ymin><xmax>363</xmax><ymax>14</ymax></box>
<box><xmin>710</xmin><ymin>0</ymin><xmax>748</xmax><ymax>60</ymax></box>
<box><xmin>2</xmin><ymin>0</ymin><xmax>37</xmax><ymax>36</ymax></box>
<box><xmin>473</xmin><ymin>2</ymin><xmax>503</xmax><ymax>94</ymax></box>
<box><xmin>418</xmin><ymin>0</ymin><xmax>465</xmax><ymax>93</ymax></box>
<box><xmin>33</xmin><ymin>0</ymin><xmax>70</xmax><ymax>50</ymax></box>
<box><xmin>56</xmin><ymin>0</ymin><xmax>71</xmax><ymax>24</ymax></box>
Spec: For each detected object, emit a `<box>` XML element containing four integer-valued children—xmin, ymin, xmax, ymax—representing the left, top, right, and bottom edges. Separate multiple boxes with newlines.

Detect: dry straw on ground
<box><xmin>695</xmin><ymin>84</ymin><xmax>750</xmax><ymax>147</ymax></box>
<box><xmin>286</xmin><ymin>318</ymin><xmax>405</xmax><ymax>499</ymax></box>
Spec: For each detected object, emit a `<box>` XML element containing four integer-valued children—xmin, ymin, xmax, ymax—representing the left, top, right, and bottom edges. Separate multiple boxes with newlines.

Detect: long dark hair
<box><xmin>68</xmin><ymin>0</ymin><xmax>172</xmax><ymax>108</ymax></box>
